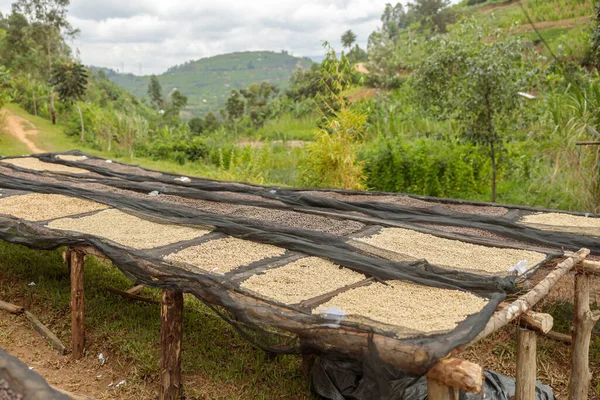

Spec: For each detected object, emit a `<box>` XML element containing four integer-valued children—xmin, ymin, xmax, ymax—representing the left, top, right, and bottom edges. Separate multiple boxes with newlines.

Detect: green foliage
<box><xmin>106</xmin><ymin>51</ymin><xmax>313</xmax><ymax>117</ymax></box>
<box><xmin>409</xmin><ymin>0</ymin><xmax>455</xmax><ymax>33</ymax></box>
<box><xmin>49</xmin><ymin>61</ymin><xmax>88</xmax><ymax>104</ymax></box>
<box><xmin>301</xmin><ymin>46</ymin><xmax>367</xmax><ymax>190</ymax></box>
<box><xmin>591</xmin><ymin>2</ymin><xmax>600</xmax><ymax>68</ymax></box>
<box><xmin>147</xmin><ymin>74</ymin><xmax>163</xmax><ymax>109</ymax></box>
<box><xmin>341</xmin><ymin>29</ymin><xmax>357</xmax><ymax>48</ymax></box>
<box><xmin>0</xmin><ymin>66</ymin><xmax>13</xmax><ymax>109</ymax></box>
<box><xmin>362</xmin><ymin>136</ymin><xmax>490</xmax><ymax>197</ymax></box>
<box><xmin>413</xmin><ymin>19</ymin><xmax>539</xmax><ymax>201</ymax></box>
<box><xmin>239</xmin><ymin>82</ymin><xmax>279</xmax><ymax>129</ymax></box>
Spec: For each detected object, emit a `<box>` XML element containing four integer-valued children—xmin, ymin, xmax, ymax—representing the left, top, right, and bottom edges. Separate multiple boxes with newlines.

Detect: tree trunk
<box><xmin>160</xmin><ymin>289</ymin><xmax>183</xmax><ymax>400</ymax></box>
<box><xmin>490</xmin><ymin>142</ymin><xmax>497</xmax><ymax>203</ymax></box>
<box><xmin>569</xmin><ymin>272</ymin><xmax>600</xmax><ymax>400</ymax></box>
<box><xmin>76</xmin><ymin>103</ymin><xmax>85</xmax><ymax>142</ymax></box>
<box><xmin>69</xmin><ymin>249</ymin><xmax>85</xmax><ymax>360</ymax></box>
<box><xmin>50</xmin><ymin>91</ymin><xmax>56</xmax><ymax>124</ymax></box>
<box><xmin>32</xmin><ymin>89</ymin><xmax>37</xmax><ymax>117</ymax></box>
<box><xmin>515</xmin><ymin>328</ymin><xmax>537</xmax><ymax>400</ymax></box>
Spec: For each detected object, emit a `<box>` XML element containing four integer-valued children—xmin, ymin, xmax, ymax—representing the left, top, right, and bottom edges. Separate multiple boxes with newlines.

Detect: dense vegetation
<box><xmin>1</xmin><ymin>0</ymin><xmax>600</xmax><ymax>214</ymax></box>
<box><xmin>102</xmin><ymin>51</ymin><xmax>314</xmax><ymax>117</ymax></box>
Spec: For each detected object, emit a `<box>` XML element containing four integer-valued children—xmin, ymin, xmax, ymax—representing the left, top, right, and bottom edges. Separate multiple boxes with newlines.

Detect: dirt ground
<box><xmin>0</xmin><ymin>311</ymin><xmax>148</xmax><ymax>399</ymax></box>
<box><xmin>3</xmin><ymin>112</ymin><xmax>46</xmax><ymax>154</ymax></box>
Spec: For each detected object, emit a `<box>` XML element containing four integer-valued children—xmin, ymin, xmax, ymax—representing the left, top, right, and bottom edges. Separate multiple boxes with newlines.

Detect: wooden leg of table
<box><xmin>69</xmin><ymin>249</ymin><xmax>85</xmax><ymax>360</ymax></box>
<box><xmin>515</xmin><ymin>327</ymin><xmax>537</xmax><ymax>400</ymax></box>
<box><xmin>160</xmin><ymin>289</ymin><xmax>183</xmax><ymax>400</ymax></box>
<box><xmin>569</xmin><ymin>272</ymin><xmax>600</xmax><ymax>400</ymax></box>
<box><xmin>427</xmin><ymin>377</ymin><xmax>459</xmax><ymax>400</ymax></box>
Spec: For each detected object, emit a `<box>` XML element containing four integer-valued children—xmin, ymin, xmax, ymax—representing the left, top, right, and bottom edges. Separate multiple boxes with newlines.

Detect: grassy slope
<box><xmin>0</xmin><ymin>104</ymin><xmax>312</xmax><ymax>398</ymax></box>
<box><xmin>106</xmin><ymin>51</ymin><xmax>313</xmax><ymax>118</ymax></box>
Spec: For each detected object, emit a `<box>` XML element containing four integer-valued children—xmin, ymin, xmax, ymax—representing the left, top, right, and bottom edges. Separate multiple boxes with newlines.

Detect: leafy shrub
<box><xmin>466</xmin><ymin>0</ymin><xmax>487</xmax><ymax>5</ymax></box>
<box><xmin>361</xmin><ymin>136</ymin><xmax>490</xmax><ymax>197</ymax></box>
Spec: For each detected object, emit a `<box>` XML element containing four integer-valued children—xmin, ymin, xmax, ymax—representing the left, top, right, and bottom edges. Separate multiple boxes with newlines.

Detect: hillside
<box><xmin>101</xmin><ymin>51</ymin><xmax>314</xmax><ymax>118</ymax></box>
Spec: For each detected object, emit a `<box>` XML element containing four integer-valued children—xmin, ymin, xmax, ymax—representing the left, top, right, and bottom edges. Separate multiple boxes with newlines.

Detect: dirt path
<box><xmin>4</xmin><ymin>112</ymin><xmax>46</xmax><ymax>154</ymax></box>
<box><xmin>518</xmin><ymin>16</ymin><xmax>592</xmax><ymax>33</ymax></box>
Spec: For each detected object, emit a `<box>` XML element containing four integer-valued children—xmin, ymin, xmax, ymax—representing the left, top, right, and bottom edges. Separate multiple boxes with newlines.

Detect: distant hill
<box><xmin>99</xmin><ymin>51</ymin><xmax>314</xmax><ymax>118</ymax></box>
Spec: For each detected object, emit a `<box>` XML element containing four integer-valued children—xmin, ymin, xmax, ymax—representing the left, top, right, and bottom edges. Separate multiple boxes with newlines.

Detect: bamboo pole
<box><xmin>69</xmin><ymin>249</ymin><xmax>85</xmax><ymax>360</ymax></box>
<box><xmin>569</xmin><ymin>272</ymin><xmax>600</xmax><ymax>400</ymax></box>
<box><xmin>427</xmin><ymin>376</ymin><xmax>459</xmax><ymax>400</ymax></box>
<box><xmin>515</xmin><ymin>328</ymin><xmax>537</xmax><ymax>400</ymax></box>
<box><xmin>160</xmin><ymin>289</ymin><xmax>183</xmax><ymax>400</ymax></box>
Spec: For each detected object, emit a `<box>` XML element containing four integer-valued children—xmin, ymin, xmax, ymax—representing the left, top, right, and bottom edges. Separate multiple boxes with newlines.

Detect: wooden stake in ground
<box><xmin>515</xmin><ymin>328</ymin><xmax>536</xmax><ymax>400</ymax></box>
<box><xmin>69</xmin><ymin>249</ymin><xmax>85</xmax><ymax>360</ymax></box>
<box><xmin>427</xmin><ymin>376</ymin><xmax>458</xmax><ymax>400</ymax></box>
<box><xmin>160</xmin><ymin>289</ymin><xmax>183</xmax><ymax>400</ymax></box>
<box><xmin>426</xmin><ymin>358</ymin><xmax>483</xmax><ymax>394</ymax></box>
<box><xmin>569</xmin><ymin>272</ymin><xmax>600</xmax><ymax>400</ymax></box>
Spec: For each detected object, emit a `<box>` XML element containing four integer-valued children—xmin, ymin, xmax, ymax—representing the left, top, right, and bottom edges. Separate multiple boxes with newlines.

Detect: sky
<box><xmin>0</xmin><ymin>0</ymin><xmax>455</xmax><ymax>76</ymax></box>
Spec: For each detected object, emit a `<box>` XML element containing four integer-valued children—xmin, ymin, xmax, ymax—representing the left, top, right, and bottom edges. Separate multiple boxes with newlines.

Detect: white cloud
<box><xmin>0</xmin><ymin>0</ymin><xmax>451</xmax><ymax>75</ymax></box>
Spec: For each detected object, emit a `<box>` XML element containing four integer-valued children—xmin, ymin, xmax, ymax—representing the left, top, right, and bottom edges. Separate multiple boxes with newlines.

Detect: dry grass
<box><xmin>47</xmin><ymin>209</ymin><xmax>209</xmax><ymax>249</ymax></box>
<box><xmin>314</xmin><ymin>280</ymin><xmax>488</xmax><ymax>334</ymax></box>
<box><xmin>0</xmin><ymin>193</ymin><xmax>109</xmax><ymax>221</ymax></box>
<box><xmin>164</xmin><ymin>237</ymin><xmax>286</xmax><ymax>274</ymax></box>
<box><xmin>357</xmin><ymin>227</ymin><xmax>548</xmax><ymax>275</ymax></box>
<box><xmin>240</xmin><ymin>257</ymin><xmax>365</xmax><ymax>305</ymax></box>
<box><xmin>0</xmin><ymin>157</ymin><xmax>89</xmax><ymax>174</ymax></box>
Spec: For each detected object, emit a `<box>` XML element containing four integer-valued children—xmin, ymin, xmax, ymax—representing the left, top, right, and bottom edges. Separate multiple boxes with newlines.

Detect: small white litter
<box><xmin>98</xmin><ymin>353</ymin><xmax>106</xmax><ymax>365</ymax></box>
<box><xmin>174</xmin><ymin>177</ymin><xmax>191</xmax><ymax>183</ymax></box>
<box><xmin>148</xmin><ymin>191</ymin><xmax>160</xmax><ymax>196</ymax></box>
<box><xmin>116</xmin><ymin>379</ymin><xmax>126</xmax><ymax>388</ymax></box>
<box><xmin>28</xmin><ymin>282</ymin><xmax>35</xmax><ymax>286</ymax></box>
<box><xmin>106</xmin><ymin>160</ymin><xmax>113</xmax><ymax>163</ymax></box>
<box><xmin>518</xmin><ymin>92</ymin><xmax>537</xmax><ymax>100</ymax></box>
<box><xmin>510</xmin><ymin>260</ymin><xmax>529</xmax><ymax>275</ymax></box>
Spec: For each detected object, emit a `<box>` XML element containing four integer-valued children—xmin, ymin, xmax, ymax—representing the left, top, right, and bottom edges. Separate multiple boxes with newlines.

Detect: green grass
<box><xmin>253</xmin><ymin>114</ymin><xmax>317</xmax><ymax>141</ymax></box>
<box><xmin>0</xmin><ymin>112</ymin><xmax>33</xmax><ymax>156</ymax></box>
<box><xmin>0</xmin><ymin>241</ymin><xmax>312</xmax><ymax>399</ymax></box>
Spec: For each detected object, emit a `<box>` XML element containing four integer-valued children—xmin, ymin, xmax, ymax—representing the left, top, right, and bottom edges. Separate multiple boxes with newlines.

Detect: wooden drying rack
<box><xmin>2</xmin><ymin>244</ymin><xmax>597</xmax><ymax>400</ymax></box>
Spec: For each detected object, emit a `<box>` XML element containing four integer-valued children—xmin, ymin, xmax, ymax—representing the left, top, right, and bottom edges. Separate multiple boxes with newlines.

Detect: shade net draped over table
<box><xmin>0</xmin><ymin>151</ymin><xmax>595</xmax><ymax>385</ymax></box>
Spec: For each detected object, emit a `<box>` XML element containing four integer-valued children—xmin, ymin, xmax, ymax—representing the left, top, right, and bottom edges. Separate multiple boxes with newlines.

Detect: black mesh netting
<box><xmin>0</xmin><ymin>151</ymin><xmax>588</xmax><ymax>398</ymax></box>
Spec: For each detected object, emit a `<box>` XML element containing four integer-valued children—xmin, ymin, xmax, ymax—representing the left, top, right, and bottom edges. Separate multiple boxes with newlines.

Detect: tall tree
<box><xmin>413</xmin><ymin>20</ymin><xmax>539</xmax><ymax>202</ymax></box>
<box><xmin>341</xmin><ymin>29</ymin><xmax>357</xmax><ymax>49</ymax></box>
<box><xmin>13</xmin><ymin>0</ymin><xmax>78</xmax><ymax>124</ymax></box>
<box><xmin>49</xmin><ymin>61</ymin><xmax>88</xmax><ymax>141</ymax></box>
<box><xmin>204</xmin><ymin>111</ymin><xmax>220</xmax><ymax>133</ymax></box>
<box><xmin>147</xmin><ymin>74</ymin><xmax>163</xmax><ymax>110</ymax></box>
<box><xmin>408</xmin><ymin>0</ymin><xmax>453</xmax><ymax>33</ymax></box>
<box><xmin>239</xmin><ymin>82</ymin><xmax>279</xmax><ymax>129</ymax></box>
<box><xmin>224</xmin><ymin>90</ymin><xmax>245</xmax><ymax>138</ymax></box>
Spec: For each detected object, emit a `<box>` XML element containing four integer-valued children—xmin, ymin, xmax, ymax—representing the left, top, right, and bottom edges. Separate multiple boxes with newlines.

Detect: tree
<box><xmin>341</xmin><ymin>30</ymin><xmax>357</xmax><ymax>49</ymax></box>
<box><xmin>591</xmin><ymin>2</ymin><xmax>600</xmax><ymax>68</ymax></box>
<box><xmin>163</xmin><ymin>89</ymin><xmax>187</xmax><ymax>121</ymax></box>
<box><xmin>49</xmin><ymin>61</ymin><xmax>88</xmax><ymax>141</ymax></box>
<box><xmin>0</xmin><ymin>66</ymin><xmax>13</xmax><ymax>109</ymax></box>
<box><xmin>412</xmin><ymin>20</ymin><xmax>539</xmax><ymax>202</ymax></box>
<box><xmin>224</xmin><ymin>90</ymin><xmax>245</xmax><ymax>137</ymax></box>
<box><xmin>204</xmin><ymin>111</ymin><xmax>220</xmax><ymax>133</ymax></box>
<box><xmin>147</xmin><ymin>75</ymin><xmax>163</xmax><ymax>109</ymax></box>
<box><xmin>408</xmin><ymin>0</ymin><xmax>454</xmax><ymax>33</ymax></box>
<box><xmin>239</xmin><ymin>82</ymin><xmax>279</xmax><ymax>128</ymax></box>
<box><xmin>381</xmin><ymin>3</ymin><xmax>408</xmax><ymax>39</ymax></box>
<box><xmin>13</xmin><ymin>0</ymin><xmax>78</xmax><ymax>124</ymax></box>
<box><xmin>189</xmin><ymin>117</ymin><xmax>205</xmax><ymax>135</ymax></box>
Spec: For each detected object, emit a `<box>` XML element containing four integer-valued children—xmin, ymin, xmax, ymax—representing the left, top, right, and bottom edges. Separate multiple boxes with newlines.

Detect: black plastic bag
<box><xmin>311</xmin><ymin>356</ymin><xmax>555</xmax><ymax>400</ymax></box>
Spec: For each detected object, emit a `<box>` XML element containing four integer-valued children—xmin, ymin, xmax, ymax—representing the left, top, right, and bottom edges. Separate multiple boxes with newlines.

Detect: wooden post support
<box><xmin>69</xmin><ymin>249</ymin><xmax>85</xmax><ymax>360</ymax></box>
<box><xmin>426</xmin><ymin>357</ymin><xmax>483</xmax><ymax>393</ymax></box>
<box><xmin>160</xmin><ymin>289</ymin><xmax>183</xmax><ymax>400</ymax></box>
<box><xmin>427</xmin><ymin>377</ymin><xmax>458</xmax><ymax>400</ymax></box>
<box><xmin>569</xmin><ymin>273</ymin><xmax>600</xmax><ymax>400</ymax></box>
<box><xmin>515</xmin><ymin>328</ymin><xmax>537</xmax><ymax>400</ymax></box>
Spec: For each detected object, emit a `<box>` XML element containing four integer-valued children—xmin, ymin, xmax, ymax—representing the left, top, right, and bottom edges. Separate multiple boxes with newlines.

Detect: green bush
<box><xmin>361</xmin><ymin>136</ymin><xmax>490</xmax><ymax>198</ymax></box>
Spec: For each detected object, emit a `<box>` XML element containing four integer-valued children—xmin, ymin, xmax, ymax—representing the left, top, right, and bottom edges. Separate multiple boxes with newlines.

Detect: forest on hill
<box><xmin>102</xmin><ymin>51</ymin><xmax>314</xmax><ymax>117</ymax></box>
<box><xmin>0</xmin><ymin>0</ymin><xmax>599</xmax><ymax>214</ymax></box>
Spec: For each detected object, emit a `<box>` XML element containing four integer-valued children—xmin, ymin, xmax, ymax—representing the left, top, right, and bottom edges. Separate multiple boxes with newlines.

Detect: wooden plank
<box><xmin>160</xmin><ymin>289</ymin><xmax>184</xmax><ymax>400</ymax></box>
<box><xmin>426</xmin><ymin>358</ymin><xmax>483</xmax><ymax>394</ymax></box>
<box><xmin>569</xmin><ymin>272</ymin><xmax>600</xmax><ymax>400</ymax></box>
<box><xmin>69</xmin><ymin>249</ymin><xmax>85</xmax><ymax>360</ymax></box>
<box><xmin>498</xmin><ymin>302</ymin><xmax>553</xmax><ymax>334</ymax></box>
<box><xmin>0</xmin><ymin>299</ymin><xmax>24</xmax><ymax>314</ymax></box>
<box><xmin>127</xmin><ymin>284</ymin><xmax>145</xmax><ymax>295</ymax></box>
<box><xmin>545</xmin><ymin>330</ymin><xmax>572</xmax><ymax>344</ymax></box>
<box><xmin>427</xmin><ymin>376</ymin><xmax>459</xmax><ymax>400</ymax></box>
<box><xmin>24</xmin><ymin>311</ymin><xmax>67</xmax><ymax>355</ymax></box>
<box><xmin>515</xmin><ymin>328</ymin><xmax>537</xmax><ymax>400</ymax></box>
<box><xmin>105</xmin><ymin>286</ymin><xmax>159</xmax><ymax>304</ymax></box>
